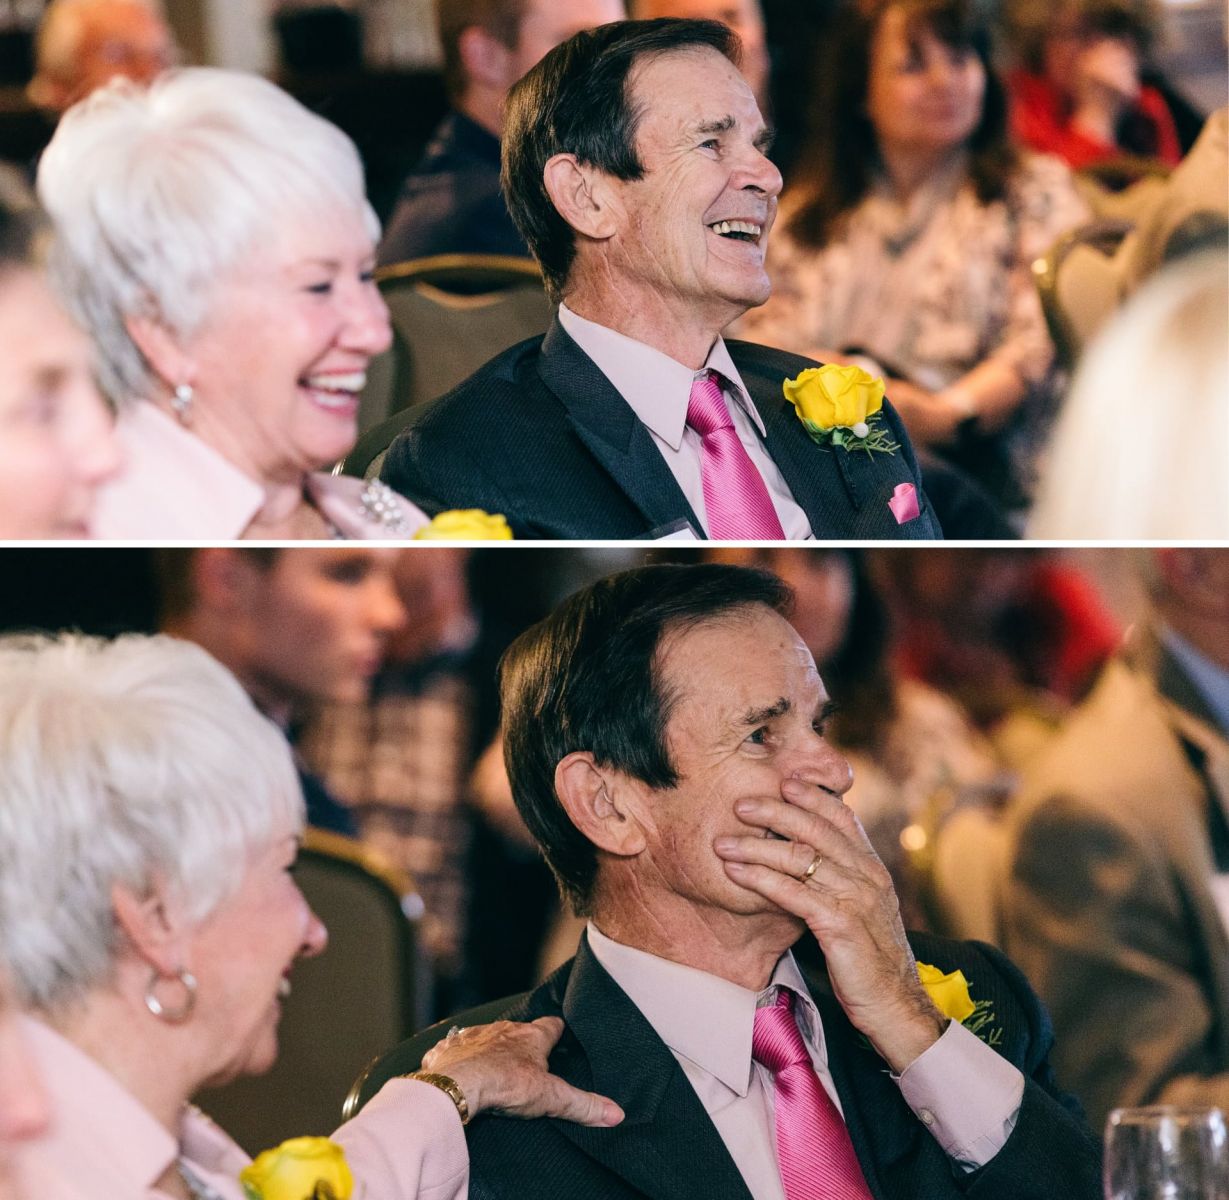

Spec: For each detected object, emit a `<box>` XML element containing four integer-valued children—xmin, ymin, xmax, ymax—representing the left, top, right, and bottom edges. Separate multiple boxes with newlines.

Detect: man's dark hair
<box><xmin>786</xmin><ymin>0</ymin><xmax>1017</xmax><ymax>250</ymax></box>
<box><xmin>152</xmin><ymin>548</ymin><xmax>281</xmax><ymax>623</ymax></box>
<box><xmin>499</xmin><ymin>562</ymin><xmax>791</xmax><ymax>914</ymax></box>
<box><xmin>501</xmin><ymin>17</ymin><xmax>740</xmax><ymax>301</ymax></box>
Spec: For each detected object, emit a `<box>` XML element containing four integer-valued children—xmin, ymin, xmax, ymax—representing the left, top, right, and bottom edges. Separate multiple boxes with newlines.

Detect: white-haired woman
<box><xmin>37</xmin><ymin>68</ymin><xmax>430</xmax><ymax>539</ymax></box>
<box><xmin>0</xmin><ymin>174</ymin><xmax>120</xmax><ymax>538</ymax></box>
<box><xmin>0</xmin><ymin>633</ymin><xmax>621</xmax><ymax>1199</ymax></box>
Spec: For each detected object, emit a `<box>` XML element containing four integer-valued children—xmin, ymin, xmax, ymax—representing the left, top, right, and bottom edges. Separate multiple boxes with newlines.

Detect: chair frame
<box><xmin>300</xmin><ymin>827</ymin><xmax>431</xmax><ymax>1033</ymax></box>
<box><xmin>1032</xmin><ymin>217</ymin><xmax>1135</xmax><ymax>370</ymax></box>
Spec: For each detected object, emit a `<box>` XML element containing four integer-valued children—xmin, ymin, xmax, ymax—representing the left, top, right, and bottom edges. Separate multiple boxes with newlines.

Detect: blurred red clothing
<box><xmin>1008</xmin><ymin>69</ymin><xmax>1182</xmax><ymax>169</ymax></box>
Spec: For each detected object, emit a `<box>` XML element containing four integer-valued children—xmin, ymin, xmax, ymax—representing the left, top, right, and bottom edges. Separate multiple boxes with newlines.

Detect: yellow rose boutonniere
<box><xmin>240</xmin><ymin>1137</ymin><xmax>354</xmax><ymax>1200</ymax></box>
<box><xmin>783</xmin><ymin>364</ymin><xmax>898</xmax><ymax>456</ymax></box>
<box><xmin>916</xmin><ymin>961</ymin><xmax>1003</xmax><ymax>1048</ymax></box>
<box><xmin>917</xmin><ymin>962</ymin><xmax>976</xmax><ymax>1024</ymax></box>
<box><xmin>413</xmin><ymin>509</ymin><xmax>514</xmax><ymax>541</ymax></box>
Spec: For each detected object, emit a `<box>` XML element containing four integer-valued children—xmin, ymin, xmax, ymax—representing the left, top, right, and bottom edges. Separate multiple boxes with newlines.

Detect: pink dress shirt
<box><xmin>91</xmin><ymin>401</ymin><xmax>429</xmax><ymax>540</ymax></box>
<box><xmin>15</xmin><ymin>1016</ymin><xmax>468</xmax><ymax>1200</ymax></box>
<box><xmin>557</xmin><ymin>304</ymin><xmax>814</xmax><ymax>540</ymax></box>
<box><xmin>587</xmin><ymin>924</ymin><xmax>1024</xmax><ymax>1199</ymax></box>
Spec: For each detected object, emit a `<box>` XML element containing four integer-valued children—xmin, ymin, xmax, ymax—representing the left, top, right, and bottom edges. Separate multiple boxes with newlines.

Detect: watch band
<box><xmin>405</xmin><ymin>1070</ymin><xmax>471</xmax><ymax>1125</ymax></box>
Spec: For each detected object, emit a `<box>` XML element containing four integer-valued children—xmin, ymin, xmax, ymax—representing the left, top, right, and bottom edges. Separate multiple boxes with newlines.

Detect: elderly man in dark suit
<box><xmin>381</xmin><ymin>20</ymin><xmax>940</xmax><ymax>540</ymax></box>
<box><xmin>430</xmin><ymin>563</ymin><xmax>1097</xmax><ymax>1198</ymax></box>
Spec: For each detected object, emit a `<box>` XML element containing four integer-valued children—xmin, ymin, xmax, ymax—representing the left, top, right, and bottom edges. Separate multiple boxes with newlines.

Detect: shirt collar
<box><xmin>94</xmin><ymin>401</ymin><xmax>264</xmax><ymax>539</ymax></box>
<box><xmin>23</xmin><ymin>1014</ymin><xmax>181</xmax><ymax>1191</ymax></box>
<box><xmin>1161</xmin><ymin>625</ymin><xmax>1229</xmax><ymax>735</ymax></box>
<box><xmin>557</xmin><ymin>304</ymin><xmax>765</xmax><ymax>450</ymax></box>
<box><xmin>586</xmin><ymin>922</ymin><xmax>821</xmax><ymax>1097</ymax></box>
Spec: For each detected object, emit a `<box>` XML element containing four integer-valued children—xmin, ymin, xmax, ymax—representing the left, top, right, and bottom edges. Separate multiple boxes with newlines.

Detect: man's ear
<box><xmin>457</xmin><ymin>24</ymin><xmax>516</xmax><ymax>91</ymax></box>
<box><xmin>125</xmin><ymin>313</ymin><xmax>194</xmax><ymax>395</ymax></box>
<box><xmin>555</xmin><ymin>751</ymin><xmax>647</xmax><ymax>858</ymax></box>
<box><xmin>111</xmin><ymin>877</ymin><xmax>190</xmax><ymax>977</ymax></box>
<box><xmin>543</xmin><ymin>154</ymin><xmax>620</xmax><ymax>241</ymax></box>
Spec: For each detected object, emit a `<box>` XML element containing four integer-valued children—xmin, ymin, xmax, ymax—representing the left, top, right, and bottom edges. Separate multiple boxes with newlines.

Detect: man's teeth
<box><xmin>278</xmin><ymin>977</ymin><xmax>292</xmax><ymax>999</ymax></box>
<box><xmin>303</xmin><ymin>372</ymin><xmax>367</xmax><ymax>395</ymax></box>
<box><xmin>709</xmin><ymin>220</ymin><xmax>763</xmax><ymax>240</ymax></box>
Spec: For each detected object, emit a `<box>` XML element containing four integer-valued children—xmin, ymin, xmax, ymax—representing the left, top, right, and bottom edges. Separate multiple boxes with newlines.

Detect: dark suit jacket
<box><xmin>380</xmin><ymin>319</ymin><xmax>943</xmax><ymax>540</ymax></box>
<box><xmin>460</xmin><ymin>933</ymin><xmax>1099</xmax><ymax>1200</ymax></box>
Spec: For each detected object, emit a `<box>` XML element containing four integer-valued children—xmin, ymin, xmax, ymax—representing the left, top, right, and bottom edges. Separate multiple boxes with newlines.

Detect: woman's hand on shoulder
<box><xmin>422</xmin><ymin>1017</ymin><xmax>623</xmax><ymax>1127</ymax></box>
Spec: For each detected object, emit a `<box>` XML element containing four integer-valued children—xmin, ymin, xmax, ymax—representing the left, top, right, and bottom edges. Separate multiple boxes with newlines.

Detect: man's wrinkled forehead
<box><xmin>625</xmin><ymin>43</ymin><xmax>762</xmax><ymax>141</ymax></box>
<box><xmin>654</xmin><ymin>602</ymin><xmax>813</xmax><ymax>686</ymax></box>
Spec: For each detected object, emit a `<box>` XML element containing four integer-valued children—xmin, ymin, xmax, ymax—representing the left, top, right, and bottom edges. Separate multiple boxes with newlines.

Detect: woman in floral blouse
<box><xmin>740</xmin><ymin>0</ymin><xmax>1089</xmax><ymax>514</ymax></box>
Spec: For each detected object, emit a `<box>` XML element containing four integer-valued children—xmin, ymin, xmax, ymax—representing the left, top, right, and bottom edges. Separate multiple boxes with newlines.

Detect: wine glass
<box><xmin>1104</xmin><ymin>1106</ymin><xmax>1229</xmax><ymax>1199</ymax></box>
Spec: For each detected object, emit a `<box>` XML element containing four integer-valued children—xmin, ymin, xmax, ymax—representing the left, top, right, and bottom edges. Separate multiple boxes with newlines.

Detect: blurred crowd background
<box><xmin>0</xmin><ymin>0</ymin><xmax>1225</xmax><ymax>540</ymax></box>
<box><xmin>2</xmin><ymin>544</ymin><xmax>1225</xmax><ymax>1151</ymax></box>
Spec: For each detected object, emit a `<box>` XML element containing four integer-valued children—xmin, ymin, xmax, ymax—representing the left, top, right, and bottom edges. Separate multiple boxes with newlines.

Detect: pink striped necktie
<box><xmin>686</xmin><ymin>370</ymin><xmax>785</xmax><ymax>540</ymax></box>
<box><xmin>752</xmin><ymin>989</ymin><xmax>876</xmax><ymax>1200</ymax></box>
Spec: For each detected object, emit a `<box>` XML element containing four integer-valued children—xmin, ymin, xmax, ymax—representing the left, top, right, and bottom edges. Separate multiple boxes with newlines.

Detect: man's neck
<box><xmin>457</xmin><ymin>89</ymin><xmax>504</xmax><ymax>139</ymax></box>
<box><xmin>563</xmin><ymin>280</ymin><xmax>730</xmax><ymax>372</ymax></box>
<box><xmin>592</xmin><ymin>885</ymin><xmax>804</xmax><ymax>991</ymax></box>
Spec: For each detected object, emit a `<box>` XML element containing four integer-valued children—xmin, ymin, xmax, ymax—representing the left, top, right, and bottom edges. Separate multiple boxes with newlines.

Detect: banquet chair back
<box><xmin>1033</xmin><ymin>219</ymin><xmax>1135</xmax><ymax>370</ymax></box>
<box><xmin>342</xmin><ymin>992</ymin><xmax>527</xmax><ymax>1121</ymax></box>
<box><xmin>352</xmin><ymin>253</ymin><xmax>554</xmax><ymax>443</ymax></box>
<box><xmin>194</xmin><ymin>829</ymin><xmax>427</xmax><ymax>1154</ymax></box>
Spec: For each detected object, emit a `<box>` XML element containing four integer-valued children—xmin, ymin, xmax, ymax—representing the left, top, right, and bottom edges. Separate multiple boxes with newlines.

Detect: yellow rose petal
<box><xmin>783</xmin><ymin>364</ymin><xmax>885</xmax><ymax>430</ymax></box>
<box><xmin>240</xmin><ymin>1137</ymin><xmax>354</xmax><ymax>1200</ymax></box>
<box><xmin>413</xmin><ymin>509</ymin><xmax>514</xmax><ymax>541</ymax></box>
<box><xmin>917</xmin><ymin>961</ymin><xmax>977</xmax><ymax>1024</ymax></box>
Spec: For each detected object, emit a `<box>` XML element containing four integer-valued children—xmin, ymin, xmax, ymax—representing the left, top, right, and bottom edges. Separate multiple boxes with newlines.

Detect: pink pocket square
<box><xmin>888</xmin><ymin>483</ymin><xmax>920</xmax><ymax>524</ymax></box>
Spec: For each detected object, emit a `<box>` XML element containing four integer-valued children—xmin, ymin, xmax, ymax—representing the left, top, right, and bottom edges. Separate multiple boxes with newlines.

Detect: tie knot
<box><xmin>687</xmin><ymin>370</ymin><xmax>734</xmax><ymax>437</ymax></box>
<box><xmin>752</xmin><ymin>989</ymin><xmax>812</xmax><ymax>1075</ymax></box>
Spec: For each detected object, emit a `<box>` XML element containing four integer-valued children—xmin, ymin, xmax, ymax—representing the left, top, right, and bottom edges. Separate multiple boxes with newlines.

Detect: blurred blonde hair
<box><xmin>1029</xmin><ymin>249</ymin><xmax>1229</xmax><ymax>539</ymax></box>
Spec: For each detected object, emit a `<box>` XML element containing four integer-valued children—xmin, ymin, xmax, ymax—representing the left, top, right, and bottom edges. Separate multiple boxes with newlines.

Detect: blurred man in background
<box><xmin>27</xmin><ymin>0</ymin><xmax>176</xmax><ymax>115</ymax></box>
<box><xmin>379</xmin><ymin>0</ymin><xmax>625</xmax><ymax>264</ymax></box>
<box><xmin>628</xmin><ymin>0</ymin><xmax>768</xmax><ymax>109</ymax></box>
<box><xmin>155</xmin><ymin>548</ymin><xmax>406</xmax><ymax>837</ymax></box>
<box><xmin>1001</xmin><ymin>549</ymin><xmax>1229</xmax><ymax>1129</ymax></box>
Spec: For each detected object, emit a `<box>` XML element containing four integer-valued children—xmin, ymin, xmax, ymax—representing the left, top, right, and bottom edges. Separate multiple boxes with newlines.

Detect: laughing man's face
<box><xmin>598</xmin><ymin>46</ymin><xmax>782</xmax><ymax>333</ymax></box>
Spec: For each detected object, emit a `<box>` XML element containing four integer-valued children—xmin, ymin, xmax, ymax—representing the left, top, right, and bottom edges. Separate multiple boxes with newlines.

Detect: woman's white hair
<box><xmin>1029</xmin><ymin>249</ymin><xmax>1229</xmax><ymax>539</ymax></box>
<box><xmin>36</xmin><ymin>66</ymin><xmax>380</xmax><ymax>404</ymax></box>
<box><xmin>0</xmin><ymin>632</ymin><xmax>305</xmax><ymax>1016</ymax></box>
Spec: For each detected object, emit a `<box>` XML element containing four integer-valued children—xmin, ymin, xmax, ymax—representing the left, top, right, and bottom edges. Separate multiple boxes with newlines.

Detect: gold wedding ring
<box><xmin>800</xmin><ymin>851</ymin><xmax>823</xmax><ymax>881</ymax></box>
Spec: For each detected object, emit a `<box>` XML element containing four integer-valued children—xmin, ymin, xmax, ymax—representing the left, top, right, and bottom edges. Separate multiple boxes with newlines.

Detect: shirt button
<box><xmin>919</xmin><ymin>1109</ymin><xmax>936</xmax><ymax>1126</ymax></box>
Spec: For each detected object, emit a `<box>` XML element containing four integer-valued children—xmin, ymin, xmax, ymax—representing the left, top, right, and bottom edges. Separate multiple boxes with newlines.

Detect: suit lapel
<box><xmin>746</xmin><ymin>386</ymin><xmax>860</xmax><ymax>537</ymax></box>
<box><xmin>552</xmin><ymin>938</ymin><xmax>754</xmax><ymax>1200</ymax></box>
<box><xmin>538</xmin><ymin>320</ymin><xmax>705</xmax><ymax>537</ymax></box>
<box><xmin>801</xmin><ymin>963</ymin><xmax>927</xmax><ymax>1198</ymax></box>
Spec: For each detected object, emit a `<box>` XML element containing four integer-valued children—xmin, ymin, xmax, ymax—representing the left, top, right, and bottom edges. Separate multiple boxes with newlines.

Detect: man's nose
<box><xmin>794</xmin><ymin>734</ymin><xmax>854</xmax><ymax>799</ymax></box>
<box><xmin>737</xmin><ymin>143</ymin><xmax>783</xmax><ymax>200</ymax></box>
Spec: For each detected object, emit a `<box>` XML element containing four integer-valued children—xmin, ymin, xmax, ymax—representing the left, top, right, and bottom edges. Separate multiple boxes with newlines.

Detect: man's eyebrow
<box><xmin>692</xmin><ymin>115</ymin><xmax>736</xmax><ymax>137</ymax></box>
<box><xmin>754</xmin><ymin>124</ymin><xmax>777</xmax><ymax>153</ymax></box>
<box><xmin>739</xmin><ymin>697</ymin><xmax>791</xmax><ymax>726</ymax></box>
<box><xmin>814</xmin><ymin>699</ymin><xmax>840</xmax><ymax>726</ymax></box>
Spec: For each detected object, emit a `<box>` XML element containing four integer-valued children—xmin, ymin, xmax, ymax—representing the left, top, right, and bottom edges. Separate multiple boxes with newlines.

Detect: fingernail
<box><xmin>734</xmin><ymin>799</ymin><xmax>757</xmax><ymax>815</ymax></box>
<box><xmin>725</xmin><ymin>861</ymin><xmax>748</xmax><ymax>874</ymax></box>
<box><xmin>713</xmin><ymin>837</ymin><xmax>737</xmax><ymax>853</ymax></box>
